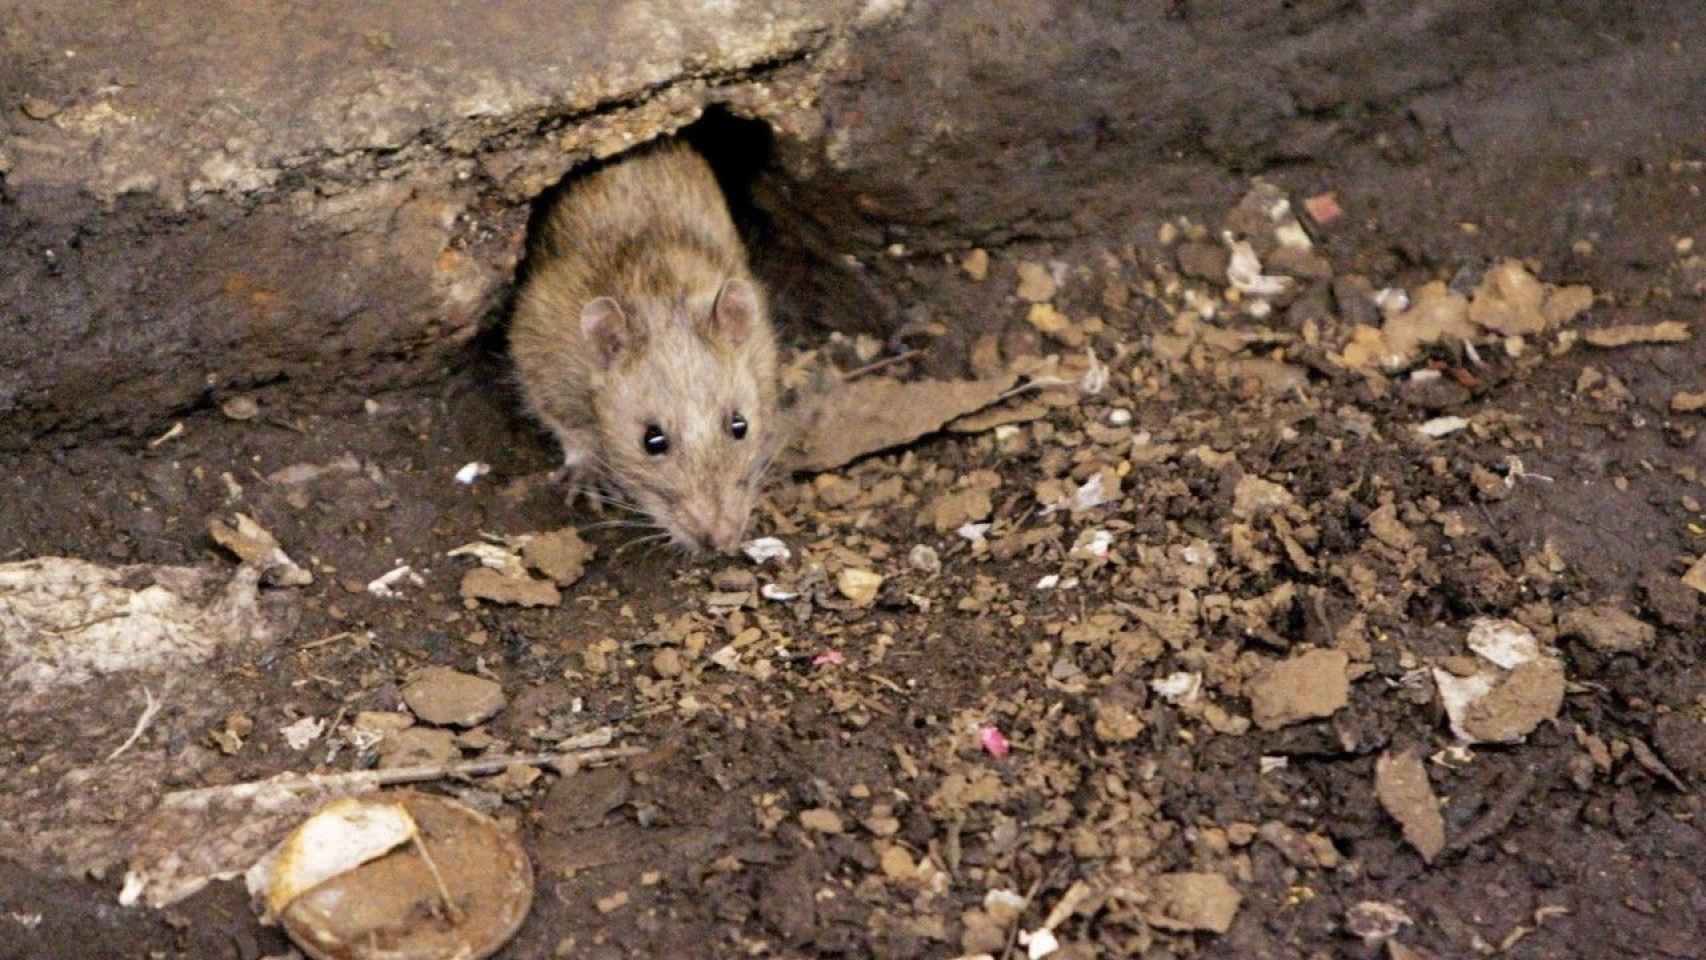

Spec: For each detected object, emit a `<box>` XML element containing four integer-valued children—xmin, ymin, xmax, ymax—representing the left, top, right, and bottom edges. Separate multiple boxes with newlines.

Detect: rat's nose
<box><xmin>684</xmin><ymin>503</ymin><xmax>742</xmax><ymax>554</ymax></box>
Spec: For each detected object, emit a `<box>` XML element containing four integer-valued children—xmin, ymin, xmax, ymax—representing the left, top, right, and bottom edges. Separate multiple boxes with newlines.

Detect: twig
<box><xmin>412</xmin><ymin>833</ymin><xmax>466</xmax><ymax>926</ymax></box>
<box><xmin>108</xmin><ymin>685</ymin><xmax>163</xmax><ymax>761</ymax></box>
<box><xmin>839</xmin><ymin>349</ymin><xmax>921</xmax><ymax>381</ymax></box>
<box><xmin>157</xmin><ymin>746</ymin><xmax>650</xmax><ymax>811</ymax></box>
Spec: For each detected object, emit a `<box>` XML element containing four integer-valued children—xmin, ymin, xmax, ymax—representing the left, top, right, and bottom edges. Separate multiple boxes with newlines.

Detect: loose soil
<box><xmin>2</xmin><ymin>156</ymin><xmax>1703</xmax><ymax>960</ymax></box>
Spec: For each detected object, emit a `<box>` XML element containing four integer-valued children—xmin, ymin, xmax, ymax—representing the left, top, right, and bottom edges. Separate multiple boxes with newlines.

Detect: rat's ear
<box><xmin>704</xmin><ymin>278</ymin><xmax>759</xmax><ymax>346</ymax></box>
<box><xmin>581</xmin><ymin>297</ymin><xmax>634</xmax><ymax>368</ymax></box>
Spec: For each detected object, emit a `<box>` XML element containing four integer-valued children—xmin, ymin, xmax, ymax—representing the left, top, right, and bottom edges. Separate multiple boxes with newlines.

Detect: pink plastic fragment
<box><xmin>979</xmin><ymin>725</ymin><xmax>1010</xmax><ymax>759</ymax></box>
<box><xmin>813</xmin><ymin>650</ymin><xmax>845</xmax><ymax>667</ymax></box>
<box><xmin>1304</xmin><ymin>192</ymin><xmax>1343</xmax><ymax>225</ymax></box>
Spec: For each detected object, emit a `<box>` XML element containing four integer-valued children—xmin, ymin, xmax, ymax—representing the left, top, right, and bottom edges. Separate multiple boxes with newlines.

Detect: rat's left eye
<box><xmin>729</xmin><ymin>412</ymin><xmax>748</xmax><ymax>440</ymax></box>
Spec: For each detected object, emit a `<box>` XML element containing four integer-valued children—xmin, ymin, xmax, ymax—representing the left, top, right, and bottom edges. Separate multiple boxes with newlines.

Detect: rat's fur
<box><xmin>509</xmin><ymin>140</ymin><xmax>779</xmax><ymax>553</ymax></box>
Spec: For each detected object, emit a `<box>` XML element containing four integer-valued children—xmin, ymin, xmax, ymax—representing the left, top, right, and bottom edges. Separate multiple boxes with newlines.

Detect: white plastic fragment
<box><xmin>1465</xmin><ymin>618</ymin><xmax>1541</xmax><ymax>669</ymax></box>
<box><xmin>957</xmin><ymin>522</ymin><xmax>993</xmax><ymax>543</ymax></box>
<box><xmin>1034</xmin><ymin>574</ymin><xmax>1060</xmax><ymax>591</ymax></box>
<box><xmin>366</xmin><ymin>564</ymin><xmax>423</xmax><ymax>599</ymax></box>
<box><xmin>760</xmin><ymin>583</ymin><xmax>799</xmax><ymax>602</ymax></box>
<box><xmin>1068</xmin><ymin>473</ymin><xmax>1114</xmax><ymax>513</ymax></box>
<box><xmin>453</xmin><ymin>461</ymin><xmax>491</xmax><ymax>485</ymax></box>
<box><xmin>1432</xmin><ymin>669</ymin><xmax>1498</xmax><ymax>742</ymax></box>
<box><xmin>446</xmin><ymin>542</ymin><xmax>527</xmax><ymax>578</ymax></box>
<box><xmin>281</xmin><ymin>716</ymin><xmax>325</xmax><ymax>751</ymax></box>
<box><xmin>1071</xmin><ymin>529</ymin><xmax>1114</xmax><ymax>559</ymax></box>
<box><xmin>1225</xmin><ymin>237</ymin><xmax>1295</xmax><ymax>298</ymax></box>
<box><xmin>1373</xmin><ymin>287</ymin><xmax>1410</xmax><ymax>314</ymax></box>
<box><xmin>1020</xmin><ymin>927</ymin><xmax>1060</xmax><ymax>959</ymax></box>
<box><xmin>1151</xmin><ymin>671</ymin><xmax>1202</xmax><ymax>704</ymax></box>
<box><xmin>742</xmin><ymin>537</ymin><xmax>792</xmax><ymax>564</ymax></box>
<box><xmin>1417</xmin><ymin>416</ymin><xmax>1469</xmax><ymax>438</ymax></box>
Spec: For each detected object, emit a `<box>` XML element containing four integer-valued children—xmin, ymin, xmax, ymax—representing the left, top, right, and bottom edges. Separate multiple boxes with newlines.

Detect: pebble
<box><xmin>402</xmin><ymin>666</ymin><xmax>506</xmax><ymax>727</ymax></box>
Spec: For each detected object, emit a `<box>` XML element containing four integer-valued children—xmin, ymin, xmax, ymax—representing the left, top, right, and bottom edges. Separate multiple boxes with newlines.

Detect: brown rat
<box><xmin>508</xmin><ymin>139</ymin><xmax>780</xmax><ymax>553</ymax></box>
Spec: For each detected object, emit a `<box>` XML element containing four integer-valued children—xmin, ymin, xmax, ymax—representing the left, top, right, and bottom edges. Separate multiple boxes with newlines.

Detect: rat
<box><xmin>508</xmin><ymin>139</ymin><xmax>780</xmax><ymax>554</ymax></box>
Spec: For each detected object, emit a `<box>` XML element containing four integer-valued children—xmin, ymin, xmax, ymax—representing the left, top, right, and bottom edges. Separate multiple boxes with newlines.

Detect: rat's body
<box><xmin>509</xmin><ymin>140</ymin><xmax>779</xmax><ymax>553</ymax></box>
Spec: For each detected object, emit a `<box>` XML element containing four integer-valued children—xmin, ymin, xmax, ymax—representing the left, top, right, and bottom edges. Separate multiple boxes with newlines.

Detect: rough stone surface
<box><xmin>0</xmin><ymin>0</ymin><xmax>880</xmax><ymax>447</ymax></box>
<box><xmin>6</xmin><ymin>2</ymin><xmax>1706</xmax><ymax>447</ymax></box>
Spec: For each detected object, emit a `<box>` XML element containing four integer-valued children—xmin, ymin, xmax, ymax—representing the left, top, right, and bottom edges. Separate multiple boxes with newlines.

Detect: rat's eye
<box><xmin>729</xmin><ymin>412</ymin><xmax>748</xmax><ymax>440</ymax></box>
<box><xmin>642</xmin><ymin>424</ymin><xmax>669</xmax><ymax>456</ymax></box>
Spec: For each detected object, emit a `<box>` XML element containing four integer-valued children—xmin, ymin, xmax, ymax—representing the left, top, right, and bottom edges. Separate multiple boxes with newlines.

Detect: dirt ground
<box><xmin>2</xmin><ymin>150</ymin><xmax>1704</xmax><ymax>960</ymax></box>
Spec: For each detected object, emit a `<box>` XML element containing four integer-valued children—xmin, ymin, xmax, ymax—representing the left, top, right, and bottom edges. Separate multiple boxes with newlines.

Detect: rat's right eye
<box><xmin>642</xmin><ymin>424</ymin><xmax>669</xmax><ymax>456</ymax></box>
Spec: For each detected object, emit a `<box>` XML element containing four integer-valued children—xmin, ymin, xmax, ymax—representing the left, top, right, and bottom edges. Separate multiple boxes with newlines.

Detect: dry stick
<box><xmin>411</xmin><ymin>833</ymin><xmax>467</xmax><ymax>926</ymax></box>
<box><xmin>108</xmin><ymin>685</ymin><xmax>162</xmax><ymax>761</ymax></box>
<box><xmin>157</xmin><ymin>747</ymin><xmax>650</xmax><ymax>811</ymax></box>
<box><xmin>839</xmin><ymin>349</ymin><xmax>921</xmax><ymax>381</ymax></box>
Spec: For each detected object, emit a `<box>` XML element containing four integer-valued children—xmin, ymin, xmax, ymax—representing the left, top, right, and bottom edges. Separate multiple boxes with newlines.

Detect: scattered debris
<box><xmin>121</xmin><ymin>747</ymin><xmax>640</xmax><ymax>908</ymax></box>
<box><xmin>253</xmin><ymin>792</ymin><xmax>533</xmax><ymax>960</ymax></box>
<box><xmin>1434</xmin><ymin>619</ymin><xmax>1565</xmax><ymax>743</ymax></box>
<box><xmin>209</xmin><ymin>513</ymin><xmax>313</xmax><ymax>586</ymax></box>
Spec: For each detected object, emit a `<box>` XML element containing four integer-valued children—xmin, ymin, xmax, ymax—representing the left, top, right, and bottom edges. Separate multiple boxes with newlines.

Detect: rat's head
<box><xmin>581</xmin><ymin>277</ymin><xmax>779</xmax><ymax>553</ymax></box>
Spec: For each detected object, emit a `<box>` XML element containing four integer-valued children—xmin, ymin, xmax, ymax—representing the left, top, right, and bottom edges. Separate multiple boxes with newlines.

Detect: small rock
<box><xmin>878</xmin><ymin>845</ymin><xmax>917</xmax><ymax>882</ymax></box>
<box><xmin>1558</xmin><ymin>605</ymin><xmax>1654</xmax><ymax>654</ymax></box>
<box><xmin>908</xmin><ymin>545</ymin><xmax>941</xmax><ymax>574</ymax></box>
<box><xmin>1015</xmin><ymin>261</ymin><xmax>1057</xmax><ymax>302</ymax></box>
<box><xmin>961</xmin><ymin>248</ymin><xmax>990</xmax><ymax>281</ymax></box>
<box><xmin>799</xmin><ymin>808</ymin><xmax>844</xmax><ymax>834</ymax></box>
<box><xmin>1375</xmin><ymin>750</ymin><xmax>1446</xmax><ymax>863</ymax></box>
<box><xmin>20</xmin><ymin>96</ymin><xmax>60</xmax><ymax>120</ymax></box>
<box><xmin>1248</xmin><ymin>648</ymin><xmax>1350</xmax><ymax>730</ymax></box>
<box><xmin>836</xmin><ymin>568</ymin><xmax>884</xmax><ymax>606</ymax></box>
<box><xmin>460</xmin><ymin>568</ymin><xmax>561</xmax><ymax>608</ymax></box>
<box><xmin>1265</xmin><ymin>245</ymin><xmax>1333</xmax><ymax>281</ymax></box>
<box><xmin>1092</xmin><ymin>696</ymin><xmax>1144</xmax><ymax>743</ymax></box>
<box><xmin>376</xmin><ymin>726</ymin><xmax>459</xmax><ymax>768</ymax></box>
<box><xmin>1176</xmin><ymin>241</ymin><xmax>1230</xmax><ymax>282</ymax></box>
<box><xmin>1683</xmin><ymin>556</ymin><xmax>1706</xmax><ymax>596</ymax></box>
<box><xmin>1144</xmin><ymin>872</ymin><xmax>1241</xmax><ymax>934</ymax></box>
<box><xmin>922</xmin><ymin>488</ymin><xmax>992</xmax><ymax>533</ymax></box>
<box><xmin>521</xmin><ymin>528</ymin><xmax>596</xmax><ymax>586</ymax></box>
<box><xmin>1672</xmin><ymin>390</ymin><xmax>1706</xmax><ymax>413</ymax></box>
<box><xmin>402</xmin><ymin>666</ymin><xmax>506</xmax><ymax>727</ymax></box>
<box><xmin>1345</xmin><ymin>901</ymin><xmax>1414</xmax><ymax>943</ymax></box>
<box><xmin>208</xmin><ymin>513</ymin><xmax>313</xmax><ymax>587</ymax></box>
<box><xmin>220</xmin><ymin>396</ymin><xmax>260</xmax><ymax>421</ymax></box>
